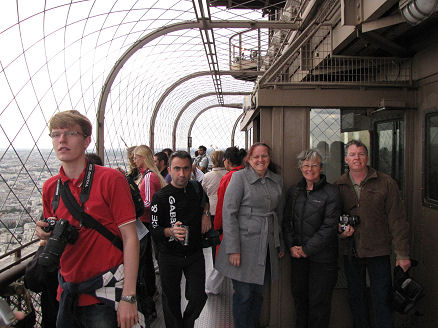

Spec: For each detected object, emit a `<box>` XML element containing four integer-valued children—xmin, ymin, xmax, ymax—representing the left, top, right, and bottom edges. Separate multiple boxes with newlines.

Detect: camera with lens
<box><xmin>339</xmin><ymin>214</ymin><xmax>361</xmax><ymax>232</ymax></box>
<box><xmin>38</xmin><ymin>218</ymin><xmax>79</xmax><ymax>271</ymax></box>
<box><xmin>41</xmin><ymin>218</ymin><xmax>57</xmax><ymax>233</ymax></box>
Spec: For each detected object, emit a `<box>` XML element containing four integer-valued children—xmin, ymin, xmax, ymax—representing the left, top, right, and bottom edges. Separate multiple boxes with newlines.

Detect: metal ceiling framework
<box><xmin>186</xmin><ymin>103</ymin><xmax>243</xmax><ymax>150</ymax></box>
<box><xmin>171</xmin><ymin>92</ymin><xmax>251</xmax><ymax>149</ymax></box>
<box><xmin>97</xmin><ymin>19</ymin><xmax>299</xmax><ymax>155</ymax></box>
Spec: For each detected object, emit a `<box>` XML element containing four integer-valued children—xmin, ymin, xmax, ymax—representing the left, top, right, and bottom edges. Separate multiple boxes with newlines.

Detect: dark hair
<box><xmin>224</xmin><ymin>146</ymin><xmax>247</xmax><ymax>166</ymax></box>
<box><xmin>169</xmin><ymin>151</ymin><xmax>193</xmax><ymax>167</ymax></box>
<box><xmin>154</xmin><ymin>151</ymin><xmax>168</xmax><ymax>165</ymax></box>
<box><xmin>162</xmin><ymin>148</ymin><xmax>173</xmax><ymax>157</ymax></box>
<box><xmin>198</xmin><ymin>145</ymin><xmax>207</xmax><ymax>152</ymax></box>
<box><xmin>345</xmin><ymin>139</ymin><xmax>368</xmax><ymax>155</ymax></box>
<box><xmin>86</xmin><ymin>153</ymin><xmax>103</xmax><ymax>166</ymax></box>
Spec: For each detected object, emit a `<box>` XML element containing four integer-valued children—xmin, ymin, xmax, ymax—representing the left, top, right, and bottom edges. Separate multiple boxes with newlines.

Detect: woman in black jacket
<box><xmin>282</xmin><ymin>149</ymin><xmax>341</xmax><ymax>328</ymax></box>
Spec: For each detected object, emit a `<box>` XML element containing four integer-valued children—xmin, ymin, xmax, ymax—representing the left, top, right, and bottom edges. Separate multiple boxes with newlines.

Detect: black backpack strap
<box><xmin>60</xmin><ymin>181</ymin><xmax>123</xmax><ymax>251</ymax></box>
<box><xmin>190</xmin><ymin>180</ymin><xmax>207</xmax><ymax>209</ymax></box>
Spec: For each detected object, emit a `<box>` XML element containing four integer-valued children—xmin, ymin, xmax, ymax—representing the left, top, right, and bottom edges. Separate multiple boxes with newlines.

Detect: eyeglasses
<box><xmin>301</xmin><ymin>164</ymin><xmax>320</xmax><ymax>169</ymax></box>
<box><xmin>49</xmin><ymin>131</ymin><xmax>86</xmax><ymax>139</ymax></box>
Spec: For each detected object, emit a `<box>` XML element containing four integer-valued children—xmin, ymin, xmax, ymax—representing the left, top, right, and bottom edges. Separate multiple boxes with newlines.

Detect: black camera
<box><xmin>41</xmin><ymin>218</ymin><xmax>57</xmax><ymax>233</ymax></box>
<box><xmin>339</xmin><ymin>214</ymin><xmax>360</xmax><ymax>232</ymax></box>
<box><xmin>392</xmin><ymin>261</ymin><xmax>424</xmax><ymax>314</ymax></box>
<box><xmin>38</xmin><ymin>219</ymin><xmax>79</xmax><ymax>271</ymax></box>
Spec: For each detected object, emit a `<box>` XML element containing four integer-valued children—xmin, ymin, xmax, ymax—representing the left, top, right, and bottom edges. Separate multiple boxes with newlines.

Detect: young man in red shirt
<box><xmin>36</xmin><ymin>110</ymin><xmax>140</xmax><ymax>328</ymax></box>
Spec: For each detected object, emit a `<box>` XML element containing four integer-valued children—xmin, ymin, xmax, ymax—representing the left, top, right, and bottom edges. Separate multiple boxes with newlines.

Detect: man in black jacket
<box><xmin>150</xmin><ymin>151</ymin><xmax>211</xmax><ymax>328</ymax></box>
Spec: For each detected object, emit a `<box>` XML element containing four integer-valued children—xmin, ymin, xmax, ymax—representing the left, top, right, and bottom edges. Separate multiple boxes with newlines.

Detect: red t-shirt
<box><xmin>138</xmin><ymin>169</ymin><xmax>162</xmax><ymax>223</ymax></box>
<box><xmin>42</xmin><ymin>164</ymin><xmax>136</xmax><ymax>306</ymax></box>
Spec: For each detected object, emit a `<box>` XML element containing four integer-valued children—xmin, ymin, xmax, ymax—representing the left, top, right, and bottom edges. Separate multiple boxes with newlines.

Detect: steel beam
<box><xmin>172</xmin><ymin>92</ymin><xmax>250</xmax><ymax>150</ymax></box>
<box><xmin>97</xmin><ymin>20</ymin><xmax>299</xmax><ymax>159</ymax></box>
<box><xmin>151</xmin><ymin>70</ymin><xmax>261</xmax><ymax>151</ymax></box>
<box><xmin>186</xmin><ymin>104</ymin><xmax>242</xmax><ymax>152</ymax></box>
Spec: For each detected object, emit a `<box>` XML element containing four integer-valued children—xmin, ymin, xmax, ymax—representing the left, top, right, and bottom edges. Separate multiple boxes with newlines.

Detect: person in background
<box><xmin>154</xmin><ymin>152</ymin><xmax>169</xmax><ymax>180</ymax></box>
<box><xmin>162</xmin><ymin>148</ymin><xmax>173</xmax><ymax>160</ymax></box>
<box><xmin>193</xmin><ymin>145</ymin><xmax>209</xmax><ymax>173</ymax></box>
<box><xmin>133</xmin><ymin>145</ymin><xmax>167</xmax><ymax>321</ymax></box>
<box><xmin>282</xmin><ymin>149</ymin><xmax>341</xmax><ymax>328</ymax></box>
<box><xmin>336</xmin><ymin>139</ymin><xmax>410</xmax><ymax>328</ymax></box>
<box><xmin>215</xmin><ymin>143</ymin><xmax>284</xmax><ymax>328</ymax></box>
<box><xmin>205</xmin><ymin>146</ymin><xmax>246</xmax><ymax>295</ymax></box>
<box><xmin>85</xmin><ymin>153</ymin><xmax>103</xmax><ymax>166</ymax></box>
<box><xmin>201</xmin><ymin>150</ymin><xmax>227</xmax><ymax>263</ymax></box>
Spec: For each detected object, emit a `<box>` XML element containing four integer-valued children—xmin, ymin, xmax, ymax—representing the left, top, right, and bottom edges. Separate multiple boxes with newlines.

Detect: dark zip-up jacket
<box><xmin>282</xmin><ymin>175</ymin><xmax>341</xmax><ymax>263</ymax></box>
<box><xmin>335</xmin><ymin>167</ymin><xmax>410</xmax><ymax>259</ymax></box>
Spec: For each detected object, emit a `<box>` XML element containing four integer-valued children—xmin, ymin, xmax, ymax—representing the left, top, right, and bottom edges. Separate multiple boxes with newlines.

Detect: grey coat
<box><xmin>215</xmin><ymin>166</ymin><xmax>284</xmax><ymax>285</ymax></box>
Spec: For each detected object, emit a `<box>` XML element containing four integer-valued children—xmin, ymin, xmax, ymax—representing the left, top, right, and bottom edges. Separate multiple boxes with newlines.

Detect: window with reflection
<box><xmin>425</xmin><ymin>112</ymin><xmax>438</xmax><ymax>205</ymax></box>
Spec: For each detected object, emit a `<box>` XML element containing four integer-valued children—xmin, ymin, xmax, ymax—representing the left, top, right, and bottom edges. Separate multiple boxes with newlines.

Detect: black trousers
<box><xmin>138</xmin><ymin>231</ymin><xmax>157</xmax><ymax>318</ymax></box>
<box><xmin>158</xmin><ymin>250</ymin><xmax>207</xmax><ymax>328</ymax></box>
<box><xmin>291</xmin><ymin>258</ymin><xmax>338</xmax><ymax>328</ymax></box>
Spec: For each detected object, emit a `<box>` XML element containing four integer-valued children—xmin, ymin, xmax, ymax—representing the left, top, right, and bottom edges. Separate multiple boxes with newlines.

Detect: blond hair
<box><xmin>210</xmin><ymin>150</ymin><xmax>224</xmax><ymax>168</ymax></box>
<box><xmin>134</xmin><ymin>145</ymin><xmax>167</xmax><ymax>187</ymax></box>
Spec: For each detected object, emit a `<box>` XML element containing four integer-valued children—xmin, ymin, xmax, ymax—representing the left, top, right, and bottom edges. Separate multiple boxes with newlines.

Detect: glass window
<box><xmin>374</xmin><ymin>119</ymin><xmax>404</xmax><ymax>189</ymax></box>
<box><xmin>425</xmin><ymin>113</ymin><xmax>438</xmax><ymax>205</ymax></box>
<box><xmin>310</xmin><ymin>108</ymin><xmax>370</xmax><ymax>183</ymax></box>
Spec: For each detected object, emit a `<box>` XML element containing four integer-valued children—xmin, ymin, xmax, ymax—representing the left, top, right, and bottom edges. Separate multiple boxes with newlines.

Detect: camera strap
<box><xmin>52</xmin><ymin>163</ymin><xmax>123</xmax><ymax>251</ymax></box>
<box><xmin>52</xmin><ymin>162</ymin><xmax>94</xmax><ymax>213</ymax></box>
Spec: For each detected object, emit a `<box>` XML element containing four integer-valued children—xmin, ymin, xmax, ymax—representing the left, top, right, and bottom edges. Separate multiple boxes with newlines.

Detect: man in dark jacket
<box><xmin>150</xmin><ymin>151</ymin><xmax>211</xmax><ymax>328</ymax></box>
<box><xmin>336</xmin><ymin>140</ymin><xmax>411</xmax><ymax>328</ymax></box>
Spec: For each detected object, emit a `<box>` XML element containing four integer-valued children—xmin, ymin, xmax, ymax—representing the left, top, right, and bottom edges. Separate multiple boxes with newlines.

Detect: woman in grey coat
<box><xmin>215</xmin><ymin>142</ymin><xmax>284</xmax><ymax>328</ymax></box>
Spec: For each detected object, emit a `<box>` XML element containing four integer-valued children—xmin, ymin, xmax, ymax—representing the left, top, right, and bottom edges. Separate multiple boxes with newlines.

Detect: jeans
<box><xmin>344</xmin><ymin>255</ymin><xmax>393</xmax><ymax>328</ymax></box>
<box><xmin>74</xmin><ymin>303</ymin><xmax>117</xmax><ymax>328</ymax></box>
<box><xmin>290</xmin><ymin>258</ymin><xmax>338</xmax><ymax>328</ymax></box>
<box><xmin>231</xmin><ymin>279</ymin><xmax>265</xmax><ymax>328</ymax></box>
<box><xmin>159</xmin><ymin>250</ymin><xmax>207</xmax><ymax>328</ymax></box>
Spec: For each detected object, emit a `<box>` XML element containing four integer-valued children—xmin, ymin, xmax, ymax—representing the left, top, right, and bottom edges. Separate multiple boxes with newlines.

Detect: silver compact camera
<box><xmin>0</xmin><ymin>299</ymin><xmax>17</xmax><ymax>328</ymax></box>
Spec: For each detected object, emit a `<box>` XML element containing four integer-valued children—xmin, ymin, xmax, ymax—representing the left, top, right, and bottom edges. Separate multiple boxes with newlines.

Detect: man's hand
<box><xmin>290</xmin><ymin>246</ymin><xmax>306</xmax><ymax>258</ymax></box>
<box><xmin>117</xmin><ymin>301</ymin><xmax>138</xmax><ymax>328</ymax></box>
<box><xmin>201</xmin><ymin>214</ymin><xmax>211</xmax><ymax>233</ymax></box>
<box><xmin>338</xmin><ymin>224</ymin><xmax>355</xmax><ymax>239</ymax></box>
<box><xmin>396</xmin><ymin>258</ymin><xmax>412</xmax><ymax>272</ymax></box>
<box><xmin>229</xmin><ymin>253</ymin><xmax>240</xmax><ymax>267</ymax></box>
<box><xmin>35</xmin><ymin>218</ymin><xmax>53</xmax><ymax>240</ymax></box>
<box><xmin>171</xmin><ymin>221</ymin><xmax>187</xmax><ymax>241</ymax></box>
<box><xmin>278</xmin><ymin>251</ymin><xmax>285</xmax><ymax>259</ymax></box>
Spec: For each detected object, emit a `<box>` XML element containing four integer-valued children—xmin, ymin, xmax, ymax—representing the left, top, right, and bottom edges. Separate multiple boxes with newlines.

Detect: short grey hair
<box><xmin>297</xmin><ymin>149</ymin><xmax>323</xmax><ymax>168</ymax></box>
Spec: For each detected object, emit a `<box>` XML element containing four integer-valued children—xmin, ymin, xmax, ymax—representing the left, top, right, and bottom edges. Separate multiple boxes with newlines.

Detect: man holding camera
<box><xmin>36</xmin><ymin>110</ymin><xmax>140</xmax><ymax>328</ymax></box>
<box><xmin>150</xmin><ymin>151</ymin><xmax>211</xmax><ymax>328</ymax></box>
<box><xmin>336</xmin><ymin>139</ymin><xmax>411</xmax><ymax>328</ymax></box>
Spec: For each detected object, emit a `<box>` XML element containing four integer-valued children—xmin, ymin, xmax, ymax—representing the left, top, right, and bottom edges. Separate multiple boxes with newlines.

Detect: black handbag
<box><xmin>202</xmin><ymin>227</ymin><xmax>221</xmax><ymax>248</ymax></box>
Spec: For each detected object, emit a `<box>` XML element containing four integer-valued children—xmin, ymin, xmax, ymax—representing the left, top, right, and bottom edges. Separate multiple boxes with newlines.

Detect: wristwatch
<box><xmin>120</xmin><ymin>295</ymin><xmax>137</xmax><ymax>303</ymax></box>
<box><xmin>203</xmin><ymin>211</ymin><xmax>211</xmax><ymax>217</ymax></box>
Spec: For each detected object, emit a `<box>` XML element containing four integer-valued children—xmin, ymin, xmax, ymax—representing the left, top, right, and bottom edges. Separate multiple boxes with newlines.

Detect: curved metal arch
<box><xmin>231</xmin><ymin>112</ymin><xmax>245</xmax><ymax>147</ymax></box>
<box><xmin>186</xmin><ymin>104</ymin><xmax>242</xmax><ymax>152</ymax></box>
<box><xmin>171</xmin><ymin>92</ymin><xmax>250</xmax><ymax>150</ymax></box>
<box><xmin>97</xmin><ymin>19</ymin><xmax>300</xmax><ymax>157</ymax></box>
<box><xmin>150</xmin><ymin>70</ymin><xmax>261</xmax><ymax>150</ymax></box>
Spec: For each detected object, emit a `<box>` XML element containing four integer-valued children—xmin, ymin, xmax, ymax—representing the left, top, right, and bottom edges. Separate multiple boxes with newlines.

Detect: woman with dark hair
<box><xmin>215</xmin><ymin>143</ymin><xmax>284</xmax><ymax>328</ymax></box>
<box><xmin>205</xmin><ymin>147</ymin><xmax>246</xmax><ymax>294</ymax></box>
<box><xmin>282</xmin><ymin>149</ymin><xmax>341</xmax><ymax>328</ymax></box>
